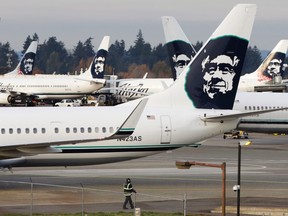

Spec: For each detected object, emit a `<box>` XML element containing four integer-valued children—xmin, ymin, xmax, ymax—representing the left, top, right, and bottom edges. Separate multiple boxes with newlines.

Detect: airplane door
<box><xmin>160</xmin><ymin>115</ymin><xmax>171</xmax><ymax>144</ymax></box>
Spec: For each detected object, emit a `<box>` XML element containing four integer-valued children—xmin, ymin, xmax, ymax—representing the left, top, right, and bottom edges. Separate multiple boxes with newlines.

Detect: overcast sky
<box><xmin>1</xmin><ymin>0</ymin><xmax>288</xmax><ymax>52</ymax></box>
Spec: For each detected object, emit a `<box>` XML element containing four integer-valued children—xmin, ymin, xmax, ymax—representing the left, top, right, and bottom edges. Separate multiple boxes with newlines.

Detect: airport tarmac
<box><xmin>0</xmin><ymin>133</ymin><xmax>288</xmax><ymax>215</ymax></box>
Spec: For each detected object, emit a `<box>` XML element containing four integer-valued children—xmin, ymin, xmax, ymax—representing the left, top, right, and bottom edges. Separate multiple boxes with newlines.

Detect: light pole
<box><xmin>176</xmin><ymin>160</ymin><xmax>226</xmax><ymax>216</ymax></box>
<box><xmin>235</xmin><ymin>140</ymin><xmax>252</xmax><ymax>216</ymax></box>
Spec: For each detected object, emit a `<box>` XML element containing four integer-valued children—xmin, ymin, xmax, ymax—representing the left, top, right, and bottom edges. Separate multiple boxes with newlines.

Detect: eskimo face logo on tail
<box><xmin>166</xmin><ymin>40</ymin><xmax>195</xmax><ymax>80</ymax></box>
<box><xmin>202</xmin><ymin>55</ymin><xmax>239</xmax><ymax>99</ymax></box>
<box><xmin>185</xmin><ymin>36</ymin><xmax>248</xmax><ymax>109</ymax></box>
<box><xmin>257</xmin><ymin>53</ymin><xmax>286</xmax><ymax>81</ymax></box>
<box><xmin>19</xmin><ymin>52</ymin><xmax>36</xmax><ymax>75</ymax></box>
<box><xmin>90</xmin><ymin>49</ymin><xmax>108</xmax><ymax>79</ymax></box>
<box><xmin>265</xmin><ymin>55</ymin><xmax>285</xmax><ymax>79</ymax></box>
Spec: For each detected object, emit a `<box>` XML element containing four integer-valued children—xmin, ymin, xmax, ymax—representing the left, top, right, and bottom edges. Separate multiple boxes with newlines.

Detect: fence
<box><xmin>0</xmin><ymin>179</ymin><xmax>186</xmax><ymax>215</ymax></box>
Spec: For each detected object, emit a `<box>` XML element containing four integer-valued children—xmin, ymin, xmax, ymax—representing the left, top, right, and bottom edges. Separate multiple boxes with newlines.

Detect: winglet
<box><xmin>111</xmin><ymin>98</ymin><xmax>148</xmax><ymax>139</ymax></box>
<box><xmin>6</xmin><ymin>40</ymin><xmax>38</xmax><ymax>75</ymax></box>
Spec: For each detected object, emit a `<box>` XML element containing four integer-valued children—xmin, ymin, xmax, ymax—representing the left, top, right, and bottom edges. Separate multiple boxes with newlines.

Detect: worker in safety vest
<box><xmin>123</xmin><ymin>178</ymin><xmax>137</xmax><ymax>209</ymax></box>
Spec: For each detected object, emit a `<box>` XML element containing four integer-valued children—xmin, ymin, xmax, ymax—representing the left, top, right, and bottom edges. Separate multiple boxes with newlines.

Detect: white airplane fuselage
<box><xmin>234</xmin><ymin>91</ymin><xmax>288</xmax><ymax>133</ymax></box>
<box><xmin>116</xmin><ymin>78</ymin><xmax>173</xmax><ymax>100</ymax></box>
<box><xmin>0</xmin><ymin>98</ymin><xmax>240</xmax><ymax>167</ymax></box>
<box><xmin>5</xmin><ymin>90</ymin><xmax>288</xmax><ymax>167</ymax></box>
<box><xmin>238</xmin><ymin>73</ymin><xmax>263</xmax><ymax>92</ymax></box>
<box><xmin>0</xmin><ymin>74</ymin><xmax>104</xmax><ymax>102</ymax></box>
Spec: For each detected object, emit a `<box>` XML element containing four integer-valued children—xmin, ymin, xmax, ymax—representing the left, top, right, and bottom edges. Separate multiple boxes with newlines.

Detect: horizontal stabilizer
<box><xmin>202</xmin><ymin>107</ymin><xmax>288</xmax><ymax>122</ymax></box>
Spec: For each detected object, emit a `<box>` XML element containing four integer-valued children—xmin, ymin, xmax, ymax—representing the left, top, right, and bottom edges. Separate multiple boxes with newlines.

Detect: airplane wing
<box><xmin>1</xmin><ymin>89</ymin><xmax>33</xmax><ymax>96</ymax></box>
<box><xmin>202</xmin><ymin>107</ymin><xmax>288</xmax><ymax>122</ymax></box>
<box><xmin>0</xmin><ymin>90</ymin><xmax>41</xmax><ymax>103</ymax></box>
<box><xmin>0</xmin><ymin>98</ymin><xmax>148</xmax><ymax>158</ymax></box>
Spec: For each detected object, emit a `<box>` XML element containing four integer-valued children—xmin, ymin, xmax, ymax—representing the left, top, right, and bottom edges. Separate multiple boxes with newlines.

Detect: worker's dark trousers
<box><xmin>123</xmin><ymin>195</ymin><xmax>134</xmax><ymax>209</ymax></box>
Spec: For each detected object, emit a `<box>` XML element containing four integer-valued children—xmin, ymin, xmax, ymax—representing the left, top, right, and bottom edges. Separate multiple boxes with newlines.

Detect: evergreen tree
<box><xmin>0</xmin><ymin>42</ymin><xmax>18</xmax><ymax>74</ymax></box>
<box><xmin>46</xmin><ymin>52</ymin><xmax>61</xmax><ymax>73</ymax></box>
<box><xmin>242</xmin><ymin>45</ymin><xmax>262</xmax><ymax>74</ymax></box>
<box><xmin>22</xmin><ymin>33</ymin><xmax>39</xmax><ymax>54</ymax></box>
<box><xmin>0</xmin><ymin>31</ymin><xmax>266</xmax><ymax>77</ymax></box>
<box><xmin>73</xmin><ymin>41</ymin><xmax>85</xmax><ymax>67</ymax></box>
<box><xmin>83</xmin><ymin>37</ymin><xmax>95</xmax><ymax>59</ymax></box>
<box><xmin>128</xmin><ymin>30</ymin><xmax>152</xmax><ymax>65</ymax></box>
<box><xmin>107</xmin><ymin>40</ymin><xmax>127</xmax><ymax>72</ymax></box>
<box><xmin>193</xmin><ymin>41</ymin><xmax>203</xmax><ymax>52</ymax></box>
<box><xmin>37</xmin><ymin>37</ymin><xmax>69</xmax><ymax>74</ymax></box>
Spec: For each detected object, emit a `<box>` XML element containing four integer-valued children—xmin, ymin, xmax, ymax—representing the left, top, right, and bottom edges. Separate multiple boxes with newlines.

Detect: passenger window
<box><xmin>102</xmin><ymin>127</ymin><xmax>106</xmax><ymax>133</ymax></box>
<box><xmin>80</xmin><ymin>127</ymin><xmax>85</xmax><ymax>133</ymax></box>
<box><xmin>25</xmin><ymin>128</ymin><xmax>30</xmax><ymax>134</ymax></box>
<box><xmin>17</xmin><ymin>128</ymin><xmax>21</xmax><ymax>134</ymax></box>
<box><xmin>87</xmin><ymin>127</ymin><xmax>92</xmax><ymax>133</ymax></box>
<box><xmin>9</xmin><ymin>128</ymin><xmax>13</xmax><ymax>134</ymax></box>
<box><xmin>54</xmin><ymin>128</ymin><xmax>59</xmax><ymax>134</ymax></box>
<box><xmin>109</xmin><ymin>127</ymin><xmax>114</xmax><ymax>133</ymax></box>
<box><xmin>42</xmin><ymin>128</ymin><xmax>46</xmax><ymax>134</ymax></box>
<box><xmin>66</xmin><ymin>128</ymin><xmax>70</xmax><ymax>133</ymax></box>
<box><xmin>33</xmin><ymin>128</ymin><xmax>37</xmax><ymax>134</ymax></box>
<box><xmin>95</xmin><ymin>127</ymin><xmax>99</xmax><ymax>133</ymax></box>
<box><xmin>73</xmin><ymin>127</ymin><xmax>77</xmax><ymax>133</ymax></box>
<box><xmin>1</xmin><ymin>128</ymin><xmax>5</xmax><ymax>134</ymax></box>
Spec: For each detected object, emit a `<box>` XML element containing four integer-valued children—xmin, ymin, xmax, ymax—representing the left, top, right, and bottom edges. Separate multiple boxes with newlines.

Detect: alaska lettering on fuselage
<box><xmin>117</xmin><ymin>83</ymin><xmax>149</xmax><ymax>98</ymax></box>
<box><xmin>0</xmin><ymin>83</ymin><xmax>13</xmax><ymax>91</ymax></box>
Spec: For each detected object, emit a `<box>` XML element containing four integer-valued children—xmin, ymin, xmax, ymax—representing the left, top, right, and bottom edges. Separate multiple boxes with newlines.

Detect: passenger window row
<box><xmin>244</xmin><ymin>106</ymin><xmax>286</xmax><ymax>111</ymax></box>
<box><xmin>1</xmin><ymin>127</ymin><xmax>117</xmax><ymax>135</ymax></box>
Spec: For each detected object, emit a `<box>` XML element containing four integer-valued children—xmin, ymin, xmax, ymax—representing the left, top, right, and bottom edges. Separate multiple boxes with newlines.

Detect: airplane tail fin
<box><xmin>161</xmin><ymin>16</ymin><xmax>196</xmax><ymax>80</ymax></box>
<box><xmin>80</xmin><ymin>36</ymin><xmax>110</xmax><ymax>79</ymax></box>
<box><xmin>154</xmin><ymin>4</ymin><xmax>257</xmax><ymax>110</ymax></box>
<box><xmin>254</xmin><ymin>40</ymin><xmax>288</xmax><ymax>82</ymax></box>
<box><xmin>7</xmin><ymin>40</ymin><xmax>38</xmax><ymax>75</ymax></box>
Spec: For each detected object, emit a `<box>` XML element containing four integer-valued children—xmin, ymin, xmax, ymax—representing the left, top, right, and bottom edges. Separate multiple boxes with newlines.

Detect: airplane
<box><xmin>162</xmin><ymin>16</ymin><xmax>288</xmax><ymax>134</ymax></box>
<box><xmin>0</xmin><ymin>4</ymin><xmax>265</xmax><ymax>168</ymax></box>
<box><xmin>0</xmin><ymin>36</ymin><xmax>110</xmax><ymax>106</ymax></box>
<box><xmin>4</xmin><ymin>40</ymin><xmax>38</xmax><ymax>75</ymax></box>
<box><xmin>238</xmin><ymin>39</ymin><xmax>288</xmax><ymax>92</ymax></box>
<box><xmin>105</xmin><ymin>20</ymin><xmax>288</xmax><ymax>102</ymax></box>
<box><xmin>162</xmin><ymin>16</ymin><xmax>288</xmax><ymax>93</ymax></box>
<box><xmin>97</xmin><ymin>12</ymin><xmax>197</xmax><ymax>102</ymax></box>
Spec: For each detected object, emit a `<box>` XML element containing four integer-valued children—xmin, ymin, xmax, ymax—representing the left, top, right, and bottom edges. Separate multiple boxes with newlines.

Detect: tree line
<box><xmin>0</xmin><ymin>30</ymin><xmax>274</xmax><ymax>78</ymax></box>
